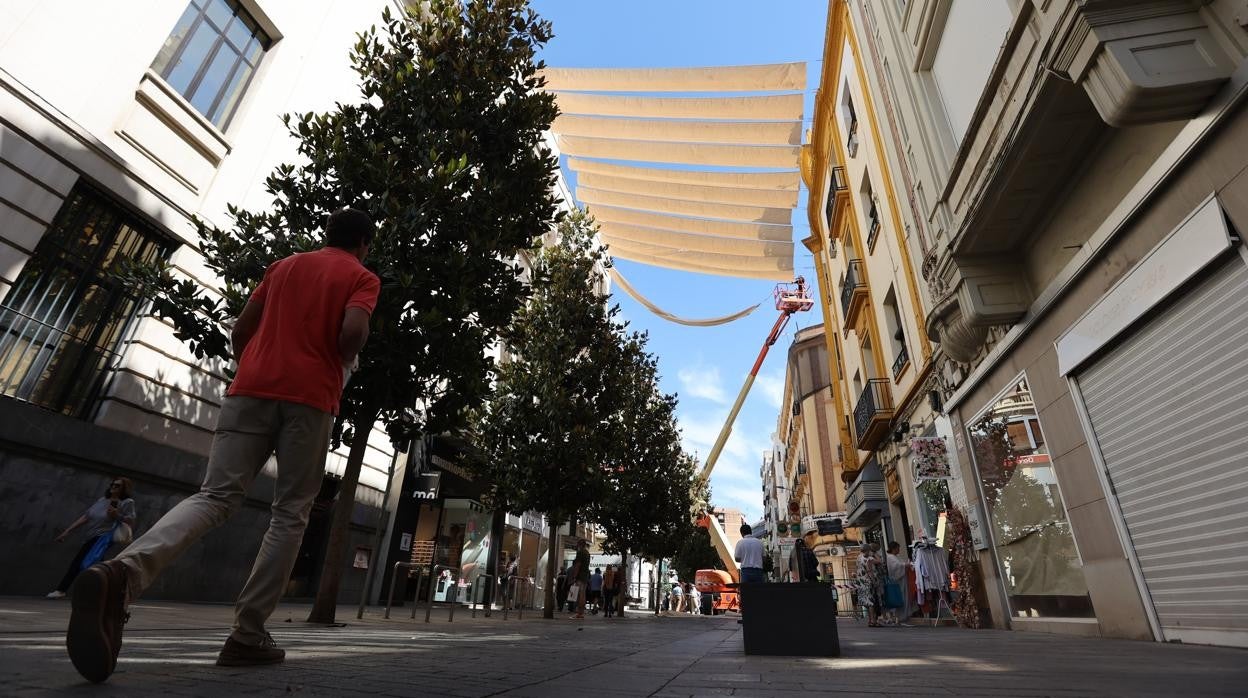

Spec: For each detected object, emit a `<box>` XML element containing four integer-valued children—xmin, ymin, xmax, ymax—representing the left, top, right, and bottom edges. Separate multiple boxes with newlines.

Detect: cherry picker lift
<box><xmin>694</xmin><ymin>277</ymin><xmax>814</xmax><ymax>612</ymax></box>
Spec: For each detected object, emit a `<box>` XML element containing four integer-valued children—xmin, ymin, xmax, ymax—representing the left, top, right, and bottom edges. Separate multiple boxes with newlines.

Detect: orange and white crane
<box><xmin>695</xmin><ymin>277</ymin><xmax>814</xmax><ymax>585</ymax></box>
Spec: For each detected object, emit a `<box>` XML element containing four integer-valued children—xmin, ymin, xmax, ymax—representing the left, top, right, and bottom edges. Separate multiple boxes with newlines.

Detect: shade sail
<box><xmin>569</xmin><ymin>158</ymin><xmax>800</xmax><ymax>191</ymax></box>
<box><xmin>598</xmin><ymin>222</ymin><xmax>794</xmax><ymax>257</ymax></box>
<box><xmin>553</xmin><ymin>115</ymin><xmax>801</xmax><ymax>146</ymax></box>
<box><xmin>589</xmin><ymin>205</ymin><xmax>792</xmax><ymax>241</ymax></box>
<box><xmin>609</xmin><ymin>268</ymin><xmax>760</xmax><ymax>327</ymax></box>
<box><xmin>605</xmin><ymin>243</ymin><xmax>795</xmax><ymax>281</ymax></box>
<box><xmin>541</xmin><ymin>62</ymin><xmax>806</xmax><ymax>92</ymax></box>
<box><xmin>577</xmin><ymin>172</ymin><xmax>798</xmax><ymax>208</ymax></box>
<box><xmin>546</xmin><ymin>61</ymin><xmax>806</xmax><ymax>287</ymax></box>
<box><xmin>554</xmin><ymin>92</ymin><xmax>804</xmax><ymax>121</ymax></box>
<box><xmin>579</xmin><ymin>187</ymin><xmax>792</xmax><ymax>225</ymax></box>
<box><xmin>557</xmin><ymin>135</ymin><xmax>801</xmax><ymax>169</ymax></box>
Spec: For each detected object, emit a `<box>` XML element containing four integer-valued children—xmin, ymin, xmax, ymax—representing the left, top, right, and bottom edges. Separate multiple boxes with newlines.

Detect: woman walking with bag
<box><xmin>47</xmin><ymin>477</ymin><xmax>136</xmax><ymax>599</ymax></box>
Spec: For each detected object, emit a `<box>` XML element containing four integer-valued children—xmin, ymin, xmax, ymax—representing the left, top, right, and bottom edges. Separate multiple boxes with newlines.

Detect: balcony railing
<box><xmin>866</xmin><ymin>201</ymin><xmax>881</xmax><ymax>252</ymax></box>
<box><xmin>831</xmin><ymin>165</ymin><xmax>848</xmax><ymax>191</ymax></box>
<box><xmin>839</xmin><ymin>259</ymin><xmax>867</xmax><ymax>321</ymax></box>
<box><xmin>892</xmin><ymin>343</ymin><xmax>910</xmax><ymax>380</ymax></box>
<box><xmin>854</xmin><ymin>378</ymin><xmax>894</xmax><ymax>450</ymax></box>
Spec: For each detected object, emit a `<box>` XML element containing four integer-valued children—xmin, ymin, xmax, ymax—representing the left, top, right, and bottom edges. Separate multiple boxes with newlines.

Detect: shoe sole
<box><xmin>66</xmin><ymin>568</ymin><xmax>113</xmax><ymax>683</ymax></box>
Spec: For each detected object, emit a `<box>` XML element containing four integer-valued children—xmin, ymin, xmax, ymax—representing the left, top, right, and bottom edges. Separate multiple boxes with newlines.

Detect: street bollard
<box><xmin>425</xmin><ymin>565</ymin><xmax>461</xmax><ymax>623</ymax></box>
<box><xmin>385</xmin><ymin>562</ymin><xmax>417</xmax><ymax>620</ymax></box>
<box><xmin>470</xmin><ymin>574</ymin><xmax>496</xmax><ymax>618</ymax></box>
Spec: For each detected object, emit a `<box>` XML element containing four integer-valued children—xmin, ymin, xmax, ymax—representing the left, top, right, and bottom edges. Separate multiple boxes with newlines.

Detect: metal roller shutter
<box><xmin>1079</xmin><ymin>255</ymin><xmax>1248</xmax><ymax>647</ymax></box>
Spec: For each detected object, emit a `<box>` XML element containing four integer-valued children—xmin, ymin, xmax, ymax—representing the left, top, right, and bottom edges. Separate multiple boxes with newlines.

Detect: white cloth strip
<box><xmin>558</xmin><ymin>135</ymin><xmax>801</xmax><ymax>168</ymax></box>
<box><xmin>589</xmin><ymin>204</ymin><xmax>792</xmax><ymax>241</ymax></box>
<box><xmin>603</xmin><ymin>237</ymin><xmax>794</xmax><ymax>273</ymax></box>
<box><xmin>553</xmin><ymin>115</ymin><xmax>801</xmax><ymax>146</ymax></box>
<box><xmin>598</xmin><ymin>223</ymin><xmax>794</xmax><ymax>257</ymax></box>
<box><xmin>540</xmin><ymin>62</ymin><xmax>806</xmax><ymax>92</ymax></box>
<box><xmin>609</xmin><ymin>245</ymin><xmax>795</xmax><ymax>281</ymax></box>
<box><xmin>553</xmin><ymin>92</ymin><xmax>804</xmax><ymax>120</ymax></box>
<box><xmin>569</xmin><ymin>158</ymin><xmax>800</xmax><ymax>191</ymax></box>
<box><xmin>580</xmin><ymin>187</ymin><xmax>792</xmax><ymax>226</ymax></box>
<box><xmin>609</xmin><ymin>268</ymin><xmax>760</xmax><ymax>327</ymax></box>
<box><xmin>578</xmin><ymin>172</ymin><xmax>799</xmax><ymax>209</ymax></box>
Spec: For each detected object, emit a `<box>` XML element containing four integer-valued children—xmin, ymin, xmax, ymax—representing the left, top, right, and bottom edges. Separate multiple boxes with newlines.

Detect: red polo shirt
<box><xmin>228</xmin><ymin>247</ymin><xmax>380</xmax><ymax>414</ymax></box>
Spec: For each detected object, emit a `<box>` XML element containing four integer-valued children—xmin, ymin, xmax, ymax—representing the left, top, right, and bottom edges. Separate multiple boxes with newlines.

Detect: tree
<box><xmin>471</xmin><ymin>211</ymin><xmax>624</xmax><ymax>618</ymax></box>
<box><xmin>122</xmin><ymin>0</ymin><xmax>561</xmax><ymax>623</ymax></box>
<box><xmin>590</xmin><ymin>332</ymin><xmax>697</xmax><ymax>616</ymax></box>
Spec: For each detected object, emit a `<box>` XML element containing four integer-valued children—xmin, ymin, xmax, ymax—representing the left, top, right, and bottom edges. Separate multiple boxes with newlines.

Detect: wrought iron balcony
<box><xmin>839</xmin><ymin>259</ymin><xmax>868</xmax><ymax>325</ymax></box>
<box><xmin>853</xmin><ymin>378</ymin><xmax>894</xmax><ymax>451</ymax></box>
<box><xmin>866</xmin><ymin>201</ymin><xmax>881</xmax><ymax>253</ymax></box>
<box><xmin>891</xmin><ymin>343</ymin><xmax>910</xmax><ymax>380</ymax></box>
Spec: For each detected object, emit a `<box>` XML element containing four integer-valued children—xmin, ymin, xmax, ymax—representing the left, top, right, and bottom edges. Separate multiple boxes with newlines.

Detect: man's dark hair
<box><xmin>888</xmin><ymin>541</ymin><xmax>901</xmax><ymax>553</ymax></box>
<box><xmin>740</xmin><ymin>523</ymin><xmax>752</xmax><ymax>536</ymax></box>
<box><xmin>325</xmin><ymin>207</ymin><xmax>375</xmax><ymax>249</ymax></box>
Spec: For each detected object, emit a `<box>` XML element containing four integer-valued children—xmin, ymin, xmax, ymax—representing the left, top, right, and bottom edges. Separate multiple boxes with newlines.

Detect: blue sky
<box><xmin>529</xmin><ymin>1</ymin><xmax>829</xmax><ymax>522</ymax></box>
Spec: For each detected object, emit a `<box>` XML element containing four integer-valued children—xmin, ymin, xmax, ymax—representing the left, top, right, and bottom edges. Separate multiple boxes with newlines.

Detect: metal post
<box><xmin>411</xmin><ymin>570</ymin><xmax>425</xmax><ymax>619</ymax></box>
<box><xmin>470</xmin><ymin>574</ymin><xmax>496</xmax><ymax>618</ymax></box>
<box><xmin>425</xmin><ymin>565</ymin><xmax>460</xmax><ymax>623</ymax></box>
<box><xmin>385</xmin><ymin>562</ymin><xmax>406</xmax><ymax>619</ymax></box>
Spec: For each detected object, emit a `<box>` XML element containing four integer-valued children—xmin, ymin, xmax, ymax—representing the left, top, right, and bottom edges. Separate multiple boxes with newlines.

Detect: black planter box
<box><xmin>740</xmin><ymin>582</ymin><xmax>840</xmax><ymax>657</ymax></box>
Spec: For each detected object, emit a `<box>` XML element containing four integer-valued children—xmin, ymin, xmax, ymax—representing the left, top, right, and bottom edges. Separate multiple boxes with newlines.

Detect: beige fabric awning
<box><xmin>553</xmin><ymin>115</ymin><xmax>801</xmax><ymax>146</ymax></box>
<box><xmin>609</xmin><ymin>268</ymin><xmax>761</xmax><ymax>327</ymax></box>
<box><xmin>554</xmin><ymin>92</ymin><xmax>804</xmax><ymax>121</ymax></box>
<box><xmin>541</xmin><ymin>62</ymin><xmax>806</xmax><ymax>92</ymax></box>
<box><xmin>580</xmin><ymin>187</ymin><xmax>792</xmax><ymax>225</ymax></box>
<box><xmin>577</xmin><ymin>172</ymin><xmax>798</xmax><ymax>208</ymax></box>
<box><xmin>598</xmin><ymin>222</ymin><xmax>794</xmax><ymax>257</ymax></box>
<box><xmin>557</xmin><ymin>135</ymin><xmax>801</xmax><ymax>169</ymax></box>
<box><xmin>568</xmin><ymin>159</ymin><xmax>800</xmax><ymax>191</ymax></box>
<box><xmin>545</xmin><ymin>61</ymin><xmax>806</xmax><ymax>287</ymax></box>
<box><xmin>604</xmin><ymin>239</ymin><xmax>794</xmax><ymax>281</ymax></box>
<box><xmin>590</xmin><ymin>205</ymin><xmax>792</xmax><ymax>241</ymax></box>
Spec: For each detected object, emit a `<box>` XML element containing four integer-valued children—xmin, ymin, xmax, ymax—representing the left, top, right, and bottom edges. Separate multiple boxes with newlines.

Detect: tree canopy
<box><xmin>125</xmin><ymin>0</ymin><xmax>562</xmax><ymax>622</ymax></box>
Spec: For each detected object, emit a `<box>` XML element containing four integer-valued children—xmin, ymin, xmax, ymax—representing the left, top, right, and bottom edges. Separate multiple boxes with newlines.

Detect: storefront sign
<box><xmin>801</xmin><ymin>512</ymin><xmax>846</xmax><ymax>537</ymax></box>
<box><xmin>399</xmin><ymin>532</ymin><xmax>412</xmax><ymax>551</ymax></box>
<box><xmin>431</xmin><ymin>454</ymin><xmax>474</xmax><ymax>481</ymax></box>
<box><xmin>885</xmin><ymin>467</ymin><xmax>901</xmax><ymax>500</ymax></box>
<box><xmin>522</xmin><ymin>511</ymin><xmax>544</xmax><ymax>532</ymax></box>
<box><xmin>412</xmin><ymin>471</ymin><xmax>441</xmax><ymax>500</ymax></box>
<box><xmin>1057</xmin><ymin>197</ymin><xmax>1232</xmax><ymax>375</ymax></box>
<box><xmin>967</xmin><ymin>505</ymin><xmax>989</xmax><ymax>551</ymax></box>
<box><xmin>910</xmin><ymin>436</ymin><xmax>952</xmax><ymax>480</ymax></box>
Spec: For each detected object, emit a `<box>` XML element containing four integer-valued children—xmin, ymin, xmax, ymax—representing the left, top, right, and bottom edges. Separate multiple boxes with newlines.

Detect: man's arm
<box><xmin>339</xmin><ymin>307</ymin><xmax>371</xmax><ymax>364</ymax></box>
<box><xmin>231</xmin><ymin>299</ymin><xmax>265</xmax><ymax>362</ymax></box>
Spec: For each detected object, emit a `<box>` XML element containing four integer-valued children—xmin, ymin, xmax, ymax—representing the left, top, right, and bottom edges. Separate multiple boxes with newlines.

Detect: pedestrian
<box><xmin>555</xmin><ymin>565</ymin><xmax>569</xmax><ymax>612</ymax></box>
<box><xmin>569</xmin><ymin>539</ymin><xmax>590</xmax><ymax>619</ymax></box>
<box><xmin>688</xmin><ymin>580</ymin><xmax>702</xmax><ymax>615</ymax></box>
<box><xmin>602</xmin><ymin>564</ymin><xmax>618</xmax><ymax>618</ymax></box>
<box><xmin>733</xmin><ymin>523</ymin><xmax>765</xmax><ymax>585</ymax></box>
<box><xmin>883</xmin><ymin>541</ymin><xmax>911</xmax><ymax>626</ymax></box>
<box><xmin>855</xmin><ymin>543</ymin><xmax>884</xmax><ymax>627</ymax></box>
<box><xmin>64</xmin><ymin>208</ymin><xmax>380</xmax><ymax>683</ymax></box>
<box><xmin>795</xmin><ymin>538</ymin><xmax>821</xmax><ymax>582</ymax></box>
<box><xmin>48</xmin><ymin>477</ymin><xmax>137</xmax><ymax>600</ymax></box>
<box><xmin>669</xmin><ymin>576</ymin><xmax>684</xmax><ymax>613</ymax></box>
<box><xmin>588</xmin><ymin>567</ymin><xmax>603</xmax><ymax>615</ymax></box>
<box><xmin>734</xmin><ymin>523</ymin><xmax>765</xmax><ymax>621</ymax></box>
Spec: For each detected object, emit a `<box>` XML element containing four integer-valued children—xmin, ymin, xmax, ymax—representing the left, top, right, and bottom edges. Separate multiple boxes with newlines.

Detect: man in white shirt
<box><xmin>734</xmin><ymin>523</ymin><xmax>765</xmax><ymax>585</ymax></box>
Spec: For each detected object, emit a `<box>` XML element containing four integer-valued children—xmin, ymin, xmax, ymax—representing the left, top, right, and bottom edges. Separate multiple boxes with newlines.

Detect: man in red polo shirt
<box><xmin>66</xmin><ymin>208</ymin><xmax>381</xmax><ymax>682</ymax></box>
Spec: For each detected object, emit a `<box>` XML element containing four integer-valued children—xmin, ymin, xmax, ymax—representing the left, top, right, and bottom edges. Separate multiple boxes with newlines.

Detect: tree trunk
<box><xmin>617</xmin><ymin>550</ymin><xmax>628</xmax><ymax>619</ymax></box>
<box><xmin>308</xmin><ymin>404</ymin><xmax>380</xmax><ymax>624</ymax></box>
<box><xmin>542</xmin><ymin>520</ymin><xmax>560</xmax><ymax>619</ymax></box>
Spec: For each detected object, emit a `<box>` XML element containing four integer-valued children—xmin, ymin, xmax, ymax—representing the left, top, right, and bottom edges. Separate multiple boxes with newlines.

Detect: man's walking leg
<box><xmin>66</xmin><ymin>397</ymin><xmax>278</xmax><ymax>682</ymax></box>
<box><xmin>221</xmin><ymin>402</ymin><xmax>331</xmax><ymax>665</ymax></box>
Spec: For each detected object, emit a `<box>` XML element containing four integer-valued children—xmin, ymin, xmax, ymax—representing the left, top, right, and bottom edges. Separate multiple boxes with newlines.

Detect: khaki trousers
<box><xmin>116</xmin><ymin>396</ymin><xmax>332</xmax><ymax>645</ymax></box>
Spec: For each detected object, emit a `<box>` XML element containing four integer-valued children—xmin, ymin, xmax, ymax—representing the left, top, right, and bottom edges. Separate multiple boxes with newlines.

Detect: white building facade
<box><xmin>0</xmin><ymin>0</ymin><xmax>409</xmax><ymax>601</ymax></box>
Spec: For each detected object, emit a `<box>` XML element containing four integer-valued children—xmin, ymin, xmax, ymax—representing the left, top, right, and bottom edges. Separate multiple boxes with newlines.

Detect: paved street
<box><xmin>2</xmin><ymin>598</ymin><xmax>1245</xmax><ymax>697</ymax></box>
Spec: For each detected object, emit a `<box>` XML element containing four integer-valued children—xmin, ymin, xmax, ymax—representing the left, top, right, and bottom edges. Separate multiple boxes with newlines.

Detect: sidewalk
<box><xmin>2</xmin><ymin>597</ymin><xmax>1245</xmax><ymax>696</ymax></box>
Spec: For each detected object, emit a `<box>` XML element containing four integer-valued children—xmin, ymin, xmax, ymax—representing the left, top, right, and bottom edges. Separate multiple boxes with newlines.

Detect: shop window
<box><xmin>967</xmin><ymin>377</ymin><xmax>1094</xmax><ymax>619</ymax></box>
<box><xmin>0</xmin><ymin>184</ymin><xmax>172</xmax><ymax>418</ymax></box>
<box><xmin>151</xmin><ymin>0</ymin><xmax>272</xmax><ymax>129</ymax></box>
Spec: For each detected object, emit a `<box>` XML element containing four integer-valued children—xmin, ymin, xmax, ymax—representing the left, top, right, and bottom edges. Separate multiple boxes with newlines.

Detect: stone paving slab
<box><xmin>1</xmin><ymin>597</ymin><xmax>1246</xmax><ymax>696</ymax></box>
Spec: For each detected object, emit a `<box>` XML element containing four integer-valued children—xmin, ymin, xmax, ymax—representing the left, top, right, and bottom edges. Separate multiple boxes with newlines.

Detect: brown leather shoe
<box><xmin>66</xmin><ymin>560</ymin><xmax>129</xmax><ymax>683</ymax></box>
<box><xmin>216</xmin><ymin>633</ymin><xmax>285</xmax><ymax>667</ymax></box>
